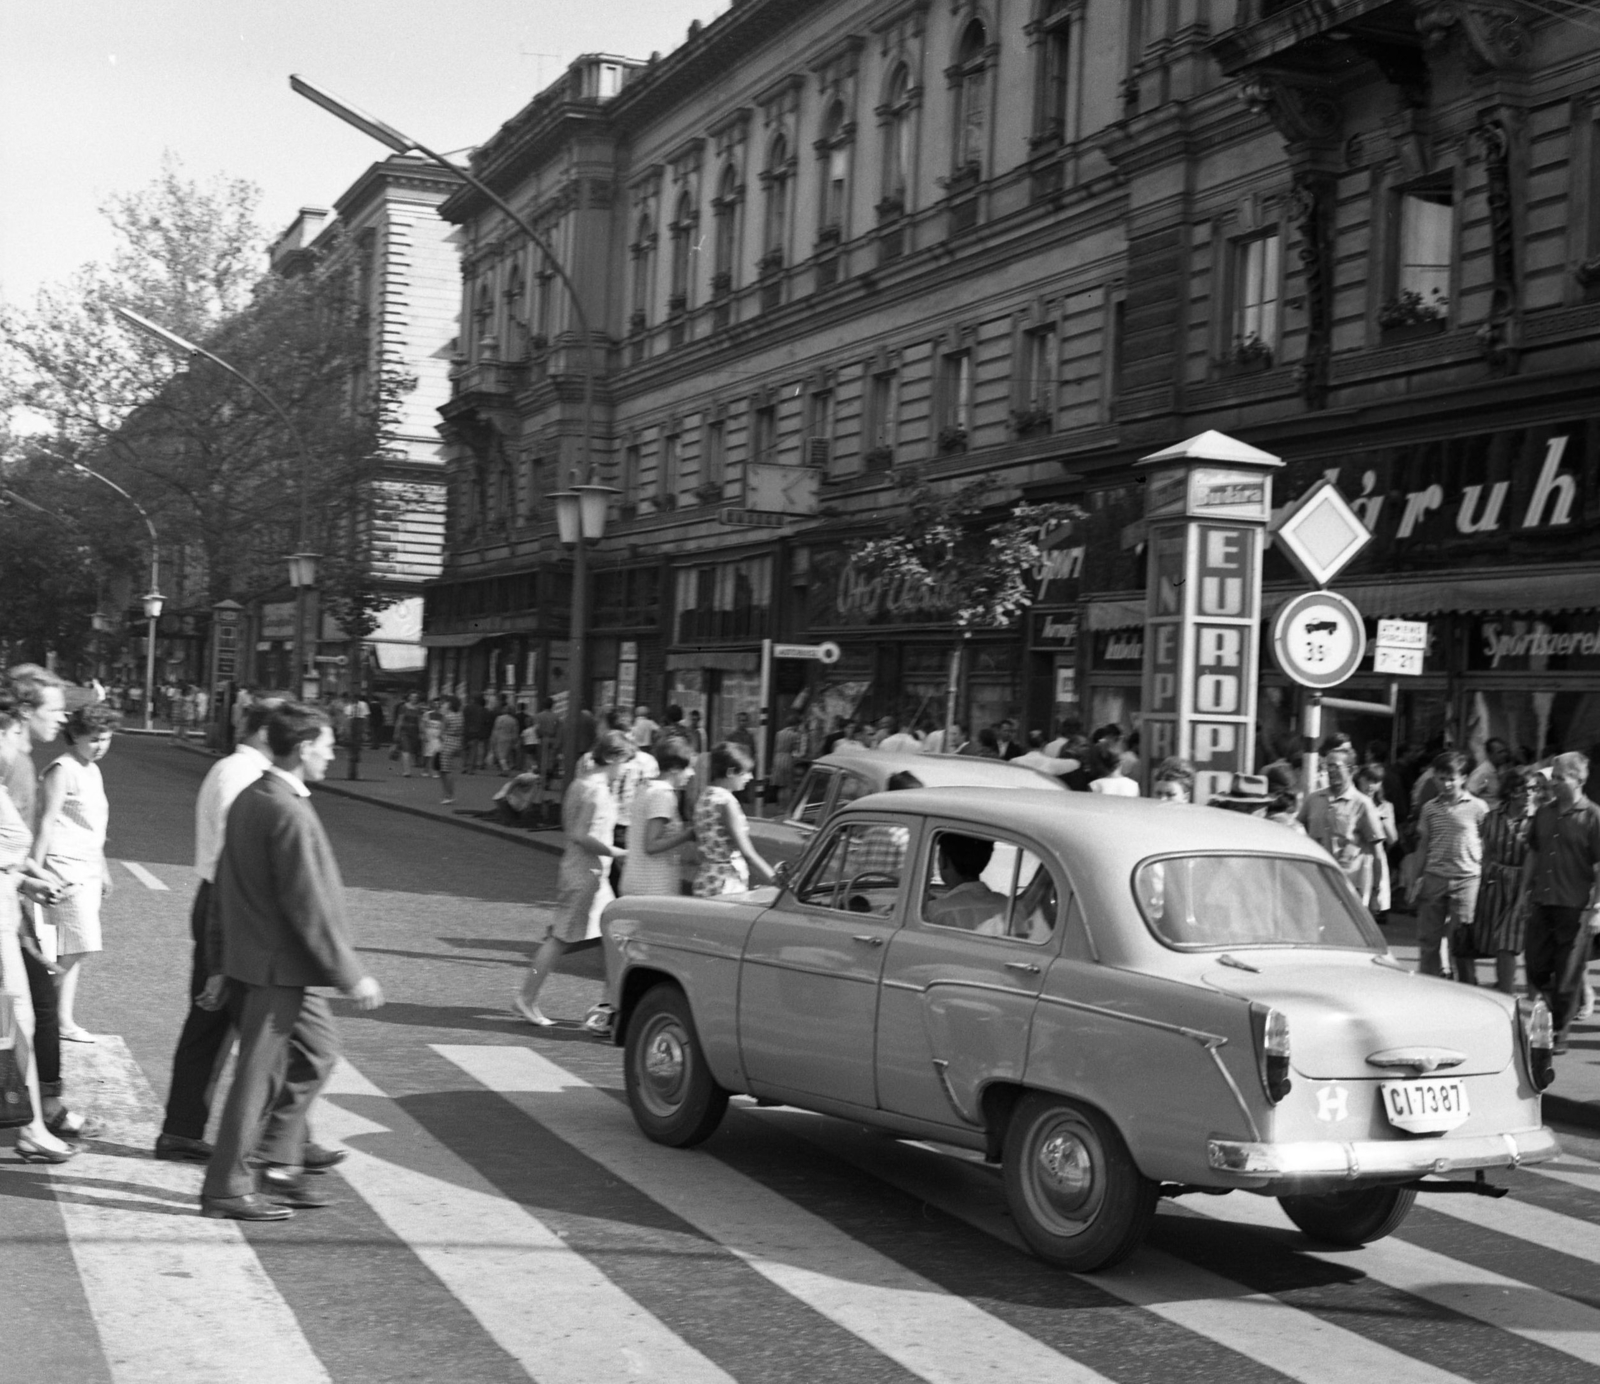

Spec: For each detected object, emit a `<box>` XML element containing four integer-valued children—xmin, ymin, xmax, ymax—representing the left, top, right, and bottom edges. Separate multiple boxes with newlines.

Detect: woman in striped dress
<box><xmin>438</xmin><ymin>696</ymin><xmax>465</xmax><ymax>804</ymax></box>
<box><xmin>29</xmin><ymin>702</ymin><xmax>119</xmax><ymax>1043</ymax></box>
<box><xmin>1470</xmin><ymin>766</ymin><xmax>1538</xmax><ymax>995</ymax></box>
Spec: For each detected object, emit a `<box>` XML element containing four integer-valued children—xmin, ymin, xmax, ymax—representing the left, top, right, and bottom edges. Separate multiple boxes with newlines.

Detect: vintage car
<box><xmin>601</xmin><ymin>788</ymin><xmax>1559</xmax><ymax>1272</ymax></box>
<box><xmin>746</xmin><ymin>746</ymin><xmax>1070</xmax><ymax>871</ymax></box>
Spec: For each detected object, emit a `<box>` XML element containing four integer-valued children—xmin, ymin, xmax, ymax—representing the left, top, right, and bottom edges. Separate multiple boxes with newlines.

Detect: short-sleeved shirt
<box><xmin>1417</xmin><ymin>793</ymin><xmax>1489</xmax><ymax>880</ymax></box>
<box><xmin>925</xmin><ymin>880</ymin><xmax>1009</xmax><ymax>933</ymax></box>
<box><xmin>1528</xmin><ymin>798</ymin><xmax>1600</xmax><ymax>909</ymax></box>
<box><xmin>1300</xmin><ymin>785</ymin><xmax>1384</xmax><ymax>872</ymax></box>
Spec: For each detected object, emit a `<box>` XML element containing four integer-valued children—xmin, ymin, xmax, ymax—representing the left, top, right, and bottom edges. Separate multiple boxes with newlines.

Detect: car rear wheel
<box><xmin>1002</xmin><ymin>1093</ymin><xmax>1157</xmax><ymax>1272</ymax></box>
<box><xmin>624</xmin><ymin>984</ymin><xmax>729</xmax><ymax>1148</ymax></box>
<box><xmin>1278</xmin><ymin>1186</ymin><xmax>1417</xmax><ymax>1246</ymax></box>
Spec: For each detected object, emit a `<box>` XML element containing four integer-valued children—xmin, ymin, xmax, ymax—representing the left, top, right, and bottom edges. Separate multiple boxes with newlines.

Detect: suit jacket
<box><xmin>210</xmin><ymin>772</ymin><xmax>361</xmax><ymax>990</ymax></box>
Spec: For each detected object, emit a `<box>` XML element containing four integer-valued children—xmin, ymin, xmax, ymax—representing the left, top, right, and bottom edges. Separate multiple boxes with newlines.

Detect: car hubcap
<box><xmin>636</xmin><ymin>1019</ymin><xmax>689</xmax><ymax>1116</ymax></box>
<box><xmin>1027</xmin><ymin>1114</ymin><xmax>1103</xmax><ymax>1234</ymax></box>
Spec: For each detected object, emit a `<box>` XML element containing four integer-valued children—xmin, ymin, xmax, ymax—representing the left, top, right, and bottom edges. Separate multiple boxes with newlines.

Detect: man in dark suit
<box><xmin>199</xmin><ymin>702</ymin><xmax>383</xmax><ymax>1221</ymax></box>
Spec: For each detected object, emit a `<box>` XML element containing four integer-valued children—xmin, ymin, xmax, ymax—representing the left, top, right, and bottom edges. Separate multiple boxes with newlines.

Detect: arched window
<box><xmin>953</xmin><ymin>18</ymin><xmax>990</xmax><ymax>174</ymax></box>
<box><xmin>631</xmin><ymin>213</ymin><xmax>655</xmax><ymax>325</ymax></box>
<box><xmin>883</xmin><ymin>65</ymin><xmax>913</xmax><ymax>210</ymax></box>
<box><xmin>819</xmin><ymin>101</ymin><xmax>850</xmax><ymax>234</ymax></box>
<box><xmin>763</xmin><ymin>135</ymin><xmax>790</xmax><ymax>260</ymax></box>
<box><xmin>713</xmin><ymin>164</ymin><xmax>740</xmax><ymax>287</ymax></box>
<box><xmin>1036</xmin><ymin>0</ymin><xmax>1073</xmax><ymax>143</ymax></box>
<box><xmin>669</xmin><ymin>189</ymin><xmax>695</xmax><ymax>307</ymax></box>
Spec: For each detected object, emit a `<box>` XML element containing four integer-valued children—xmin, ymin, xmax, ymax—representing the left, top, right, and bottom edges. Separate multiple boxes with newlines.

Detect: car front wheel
<box><xmin>624</xmin><ymin>984</ymin><xmax>729</xmax><ymax>1148</ymax></box>
<box><xmin>1002</xmin><ymin>1093</ymin><xmax>1157</xmax><ymax>1272</ymax></box>
<box><xmin>1278</xmin><ymin>1186</ymin><xmax>1417</xmax><ymax>1246</ymax></box>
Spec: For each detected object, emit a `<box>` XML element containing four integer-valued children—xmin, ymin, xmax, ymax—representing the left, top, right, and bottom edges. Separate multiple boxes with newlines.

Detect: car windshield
<box><xmin>1133</xmin><ymin>853</ymin><xmax>1383</xmax><ymax>951</ymax></box>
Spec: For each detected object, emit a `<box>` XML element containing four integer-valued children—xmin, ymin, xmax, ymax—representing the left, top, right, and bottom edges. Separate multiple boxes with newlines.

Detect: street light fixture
<box><xmin>111</xmin><ymin>305</ymin><xmax>321</xmax><ymax>700</ymax></box>
<box><xmin>550</xmin><ymin>484</ymin><xmax>618</xmax><ymax>784</ymax></box>
<box><xmin>141</xmin><ymin>589</ymin><xmax>165</xmax><ymax>730</ymax></box>
<box><xmin>289</xmin><ymin>74</ymin><xmax>597</xmax><ymax>488</ymax></box>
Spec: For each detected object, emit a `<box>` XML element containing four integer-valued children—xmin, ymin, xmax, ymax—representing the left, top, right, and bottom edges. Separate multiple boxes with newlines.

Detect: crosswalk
<box><xmin>7</xmin><ymin>1034</ymin><xmax>1600</xmax><ymax>1384</ymax></box>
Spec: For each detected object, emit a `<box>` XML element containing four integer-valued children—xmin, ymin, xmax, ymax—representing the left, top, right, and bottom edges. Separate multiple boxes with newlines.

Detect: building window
<box><xmin>472</xmin><ymin>279</ymin><xmax>492</xmax><ymax>353</ymax></box>
<box><xmin>703</xmin><ymin>419</ymin><xmax>726</xmax><ymax>493</ymax></box>
<box><xmin>938</xmin><ymin>349</ymin><xmax>972</xmax><ymax>443</ymax></box>
<box><xmin>752</xmin><ymin>403</ymin><xmax>778</xmax><ymax>465</ymax></box>
<box><xmin>631</xmin><ymin>214</ymin><xmax>655</xmax><ymax>327</ymax></box>
<box><xmin>763</xmin><ymin>135</ymin><xmax>790</xmax><ymax>263</ymax></box>
<box><xmin>534</xmin><ymin>261</ymin><xmax>554</xmax><ymax>344</ymax></box>
<box><xmin>675</xmin><ymin>555</ymin><xmax>773</xmax><ymax>642</ymax></box>
<box><xmin>952</xmin><ymin>19</ymin><xmax>990</xmax><ymax>177</ymax></box>
<box><xmin>659</xmin><ymin>433</ymin><xmax>680</xmax><ymax>505</ymax></box>
<box><xmin>1019</xmin><ymin>326</ymin><xmax>1056</xmax><ymax>428</ymax></box>
<box><xmin>882</xmin><ymin>65</ymin><xmax>913</xmax><ymax>213</ymax></box>
<box><xmin>1392</xmin><ymin>180</ymin><xmax>1453</xmax><ymax>323</ymax></box>
<box><xmin>819</xmin><ymin>101</ymin><xmax>850</xmax><ymax>236</ymax></box>
<box><xmin>1232</xmin><ymin>232</ymin><xmax>1281</xmax><ymax>356</ymax></box>
<box><xmin>808</xmin><ymin>388</ymin><xmax>835</xmax><ymax>469</ymax></box>
<box><xmin>865</xmin><ymin>369</ymin><xmax>898</xmax><ymax>467</ymax></box>
<box><xmin>622</xmin><ymin>444</ymin><xmax>642</xmax><ymax>505</ymax></box>
<box><xmin>669</xmin><ymin>190</ymin><xmax>695</xmax><ymax>310</ymax></box>
<box><xmin>504</xmin><ymin>263</ymin><xmax>527</xmax><ymax>358</ymax></box>
<box><xmin>712</xmin><ymin>164</ymin><xmax>739</xmax><ymax>291</ymax></box>
<box><xmin>1035</xmin><ymin>0</ymin><xmax>1073</xmax><ymax>145</ymax></box>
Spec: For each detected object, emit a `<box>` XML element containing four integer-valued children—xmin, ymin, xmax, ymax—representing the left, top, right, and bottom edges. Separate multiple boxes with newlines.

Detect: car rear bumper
<box><xmin>1206</xmin><ymin>1125</ymin><xmax>1560</xmax><ymax>1184</ymax></box>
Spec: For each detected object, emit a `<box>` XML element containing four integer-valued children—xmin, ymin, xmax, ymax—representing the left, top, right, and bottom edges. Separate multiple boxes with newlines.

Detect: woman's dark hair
<box><xmin>1095</xmin><ymin>738</ymin><xmax>1127</xmax><ymax>774</ymax></box>
<box><xmin>977</xmin><ymin>727</ymin><xmax>1000</xmax><ymax>752</ymax></box>
<box><xmin>1498</xmin><ymin>764</ymin><xmax>1538</xmax><ymax>801</ymax></box>
<box><xmin>64</xmin><ymin>702</ymin><xmax>122</xmax><ymax>741</ymax></box>
<box><xmin>0</xmin><ymin>683</ymin><xmax>42</xmax><ymax>731</ymax></box>
<box><xmin>1354</xmin><ymin>763</ymin><xmax>1385</xmax><ymax>804</ymax></box>
<box><xmin>590</xmin><ymin>729</ymin><xmax>635</xmax><ymax>765</ymax></box>
<box><xmin>886</xmin><ymin>770</ymin><xmax>924</xmax><ymax>791</ymax></box>
<box><xmin>265</xmin><ymin>702</ymin><xmax>331</xmax><ymax>758</ymax></box>
<box><xmin>710</xmin><ymin>740</ymin><xmax>754</xmax><ymax>780</ymax></box>
<box><xmin>654</xmin><ymin>740</ymin><xmax>692</xmax><ymax>773</ymax></box>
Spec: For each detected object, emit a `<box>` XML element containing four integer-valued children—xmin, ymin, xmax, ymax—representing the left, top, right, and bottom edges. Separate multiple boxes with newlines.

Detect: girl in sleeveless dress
<box><xmin>30</xmin><ymin>702</ymin><xmax>119</xmax><ymax>1042</ymax></box>
<box><xmin>693</xmin><ymin>742</ymin><xmax>776</xmax><ymax>898</ymax></box>
<box><xmin>622</xmin><ymin>740</ymin><xmax>696</xmax><ymax>897</ymax></box>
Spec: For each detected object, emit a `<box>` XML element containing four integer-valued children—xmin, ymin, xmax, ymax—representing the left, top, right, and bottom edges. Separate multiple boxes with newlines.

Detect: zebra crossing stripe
<box><xmin>118</xmin><ymin>861</ymin><xmax>169</xmax><ymax>891</ymax></box>
<box><xmin>51</xmin><ymin>1038</ymin><xmax>331</xmax><ymax>1384</ymax></box>
<box><xmin>760</xmin><ymin>1108</ymin><xmax>1471</xmax><ymax>1384</ymax></box>
<box><xmin>433</xmin><ymin>1043</ymin><xmax>1118</xmax><ymax>1384</ymax></box>
<box><xmin>311</xmin><ymin>1084</ymin><xmax>739</xmax><ymax>1384</ymax></box>
<box><xmin>1529</xmin><ymin>1159</ymin><xmax>1600</xmax><ymax>1196</ymax></box>
<box><xmin>1419</xmin><ymin>1177</ymin><xmax>1600</xmax><ymax>1265</ymax></box>
<box><xmin>1191</xmin><ymin>1188</ymin><xmax>1600</xmax><ymax>1367</ymax></box>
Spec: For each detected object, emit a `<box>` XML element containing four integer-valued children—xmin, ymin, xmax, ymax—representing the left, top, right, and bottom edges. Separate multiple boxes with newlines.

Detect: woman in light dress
<box><xmin>0</xmin><ymin>686</ymin><xmax>78</xmax><ymax>1162</ymax></box>
<box><xmin>693</xmin><ymin>742</ymin><xmax>776</xmax><ymax>898</ymax></box>
<box><xmin>622</xmin><ymin>740</ymin><xmax>696</xmax><ymax>897</ymax></box>
<box><xmin>420</xmin><ymin>701</ymin><xmax>444</xmax><ymax>777</ymax></box>
<box><xmin>30</xmin><ymin>702</ymin><xmax>118</xmax><ymax>1043</ymax></box>
<box><xmin>513</xmin><ymin>730</ymin><xmax>633</xmax><ymax>1026</ymax></box>
<box><xmin>1088</xmin><ymin>738</ymin><xmax>1139</xmax><ymax>796</ymax></box>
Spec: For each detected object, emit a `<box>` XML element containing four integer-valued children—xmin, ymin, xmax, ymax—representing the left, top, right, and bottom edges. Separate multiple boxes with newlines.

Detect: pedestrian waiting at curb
<box><xmin>1469</xmin><ymin>765</ymin><xmax>1539</xmax><ymax>995</ymax></box>
<box><xmin>1409</xmin><ymin>750</ymin><xmax>1488</xmax><ymax>981</ymax></box>
<box><xmin>1523</xmin><ymin>751</ymin><xmax>1600</xmax><ymax>1052</ymax></box>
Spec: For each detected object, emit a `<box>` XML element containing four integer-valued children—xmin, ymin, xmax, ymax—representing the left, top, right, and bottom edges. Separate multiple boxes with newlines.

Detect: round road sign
<box><xmin>817</xmin><ymin>640</ymin><xmax>841</xmax><ymax>665</ymax></box>
<box><xmin>1272</xmin><ymin>590</ymin><xmax>1366</xmax><ymax>689</ymax></box>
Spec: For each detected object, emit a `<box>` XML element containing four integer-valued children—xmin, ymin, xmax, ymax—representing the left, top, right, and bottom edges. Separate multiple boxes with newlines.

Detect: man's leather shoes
<box><xmin>260</xmin><ymin>1165</ymin><xmax>332</xmax><ymax>1208</ymax></box>
<box><xmin>201</xmin><ymin>1193</ymin><xmax>293</xmax><ymax>1221</ymax></box>
<box><xmin>156</xmin><ymin>1133</ymin><xmax>214</xmax><ymax>1163</ymax></box>
<box><xmin>301</xmin><ymin>1143</ymin><xmax>348</xmax><ymax>1173</ymax></box>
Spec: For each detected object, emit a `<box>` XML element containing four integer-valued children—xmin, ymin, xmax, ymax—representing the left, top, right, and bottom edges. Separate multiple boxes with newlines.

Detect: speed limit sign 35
<box><xmin>1272</xmin><ymin>591</ymin><xmax>1366</xmax><ymax>689</ymax></box>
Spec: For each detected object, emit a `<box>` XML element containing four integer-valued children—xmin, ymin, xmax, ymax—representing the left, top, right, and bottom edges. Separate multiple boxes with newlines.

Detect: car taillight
<box><xmin>1250</xmin><ymin>1003</ymin><xmax>1292</xmax><ymax>1103</ymax></box>
<box><xmin>1522</xmin><ymin>997</ymin><xmax>1556</xmax><ymax>1091</ymax></box>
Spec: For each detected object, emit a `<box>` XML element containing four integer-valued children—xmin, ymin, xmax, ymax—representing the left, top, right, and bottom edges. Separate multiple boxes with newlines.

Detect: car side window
<box><xmin>789</xmin><ymin>768</ymin><xmax>834</xmax><ymax>827</ymax></box>
<box><xmin>920</xmin><ymin>829</ymin><xmax>1058</xmax><ymax>944</ymax></box>
<box><xmin>794</xmin><ymin>821</ymin><xmax>911</xmax><ymax>917</ymax></box>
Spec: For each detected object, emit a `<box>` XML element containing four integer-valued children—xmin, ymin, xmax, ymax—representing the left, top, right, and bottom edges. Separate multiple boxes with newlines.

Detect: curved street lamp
<box><xmin>111</xmin><ymin>305</ymin><xmax>321</xmax><ymax>698</ymax></box>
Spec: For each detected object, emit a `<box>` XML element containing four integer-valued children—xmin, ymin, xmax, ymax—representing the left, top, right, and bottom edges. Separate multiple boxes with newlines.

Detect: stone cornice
<box><xmin>333</xmin><ymin>158</ymin><xmax>462</xmax><ymax>222</ymax></box>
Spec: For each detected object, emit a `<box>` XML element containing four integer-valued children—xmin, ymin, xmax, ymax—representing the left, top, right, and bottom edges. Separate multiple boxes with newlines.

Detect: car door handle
<box><xmin>1004</xmin><ymin>961</ymin><xmax>1041</xmax><ymax>974</ymax></box>
<box><xmin>852</xmin><ymin>935</ymin><xmax>884</xmax><ymax>947</ymax></box>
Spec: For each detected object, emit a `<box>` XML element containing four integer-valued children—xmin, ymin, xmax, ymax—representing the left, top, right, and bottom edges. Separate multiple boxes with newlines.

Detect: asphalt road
<box><xmin>7</xmin><ymin>734</ymin><xmax>1600</xmax><ymax>1384</ymax></box>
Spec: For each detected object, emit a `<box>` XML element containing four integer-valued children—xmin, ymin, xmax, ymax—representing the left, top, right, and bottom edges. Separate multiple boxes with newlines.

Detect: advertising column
<box><xmin>1136</xmin><ymin>432</ymin><xmax>1281</xmax><ymax>804</ymax></box>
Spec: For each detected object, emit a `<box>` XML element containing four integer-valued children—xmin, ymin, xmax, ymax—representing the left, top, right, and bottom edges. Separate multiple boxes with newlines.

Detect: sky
<box><xmin>0</xmin><ymin>0</ymin><xmax>728</xmax><ymax>307</ymax></box>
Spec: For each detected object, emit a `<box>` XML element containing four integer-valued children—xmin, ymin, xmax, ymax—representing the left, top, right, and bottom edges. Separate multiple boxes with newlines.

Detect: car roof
<box><xmin>815</xmin><ymin>748</ymin><xmax>1069</xmax><ymax>792</ymax></box>
<box><xmin>841</xmin><ymin>785</ymin><xmax>1329</xmax><ymax>868</ymax></box>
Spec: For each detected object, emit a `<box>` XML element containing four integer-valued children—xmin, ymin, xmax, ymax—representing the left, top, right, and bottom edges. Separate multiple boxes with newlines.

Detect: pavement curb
<box><xmin>1544</xmin><ymin>1094</ymin><xmax>1600</xmax><ymax>1137</ymax></box>
<box><xmin>167</xmin><ymin>739</ymin><xmax>564</xmax><ymax>857</ymax></box>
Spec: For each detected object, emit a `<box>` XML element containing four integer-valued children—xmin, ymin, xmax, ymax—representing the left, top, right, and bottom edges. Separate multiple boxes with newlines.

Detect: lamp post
<box><xmin>289</xmin><ymin>75</ymin><xmax>596</xmax><ymax>489</ymax></box>
<box><xmin>66</xmin><ymin>463</ymin><xmax>163</xmax><ymax>729</ymax></box>
<box><xmin>552</xmin><ymin>484</ymin><xmax>617</xmax><ymax>786</ymax></box>
<box><xmin>111</xmin><ymin>305</ymin><xmax>320</xmax><ymax>697</ymax></box>
<box><xmin>286</xmin><ymin>551</ymin><xmax>321</xmax><ymax>700</ymax></box>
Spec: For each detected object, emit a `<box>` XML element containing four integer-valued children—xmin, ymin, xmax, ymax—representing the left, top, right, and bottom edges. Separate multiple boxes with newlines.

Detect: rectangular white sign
<box><xmin>1375</xmin><ymin>619</ymin><xmax>1428</xmax><ymax>649</ymax></box>
<box><xmin>1373</xmin><ymin>646</ymin><xmax>1424</xmax><ymax>676</ymax></box>
<box><xmin>772</xmin><ymin>643</ymin><xmax>823</xmax><ymax>660</ymax></box>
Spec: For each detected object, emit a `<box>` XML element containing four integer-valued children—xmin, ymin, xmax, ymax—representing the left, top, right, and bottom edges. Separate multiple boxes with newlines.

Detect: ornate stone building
<box><xmin>428</xmin><ymin>0</ymin><xmax>1600</xmax><ymax>764</ymax></box>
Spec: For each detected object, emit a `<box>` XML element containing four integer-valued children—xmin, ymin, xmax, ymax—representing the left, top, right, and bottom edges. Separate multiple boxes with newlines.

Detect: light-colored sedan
<box><xmin>601</xmin><ymin>789</ymin><xmax>1558</xmax><ymax>1272</ymax></box>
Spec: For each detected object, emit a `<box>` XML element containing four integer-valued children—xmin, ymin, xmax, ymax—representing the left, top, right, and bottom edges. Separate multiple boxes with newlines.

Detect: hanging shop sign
<box><xmin>1469</xmin><ymin>613</ymin><xmax>1600</xmax><ymax>671</ymax></box>
<box><xmin>1372</xmin><ymin>618</ymin><xmax>1428</xmax><ymax>677</ymax></box>
<box><xmin>1137</xmin><ymin>432</ymin><xmax>1280</xmax><ymax>805</ymax></box>
<box><xmin>1029</xmin><ymin>612</ymin><xmax>1079</xmax><ymax>651</ymax></box>
<box><xmin>1273</xmin><ymin>590</ymin><xmax>1367</xmax><ymax>689</ymax></box>
<box><xmin>1091</xmin><ymin>629</ymin><xmax>1143</xmax><ymax>669</ymax></box>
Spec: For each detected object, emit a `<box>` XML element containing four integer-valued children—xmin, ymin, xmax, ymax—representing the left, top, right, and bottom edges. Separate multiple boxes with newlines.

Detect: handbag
<box><xmin>0</xmin><ymin>994</ymin><xmax>35</xmax><ymax>1130</ymax></box>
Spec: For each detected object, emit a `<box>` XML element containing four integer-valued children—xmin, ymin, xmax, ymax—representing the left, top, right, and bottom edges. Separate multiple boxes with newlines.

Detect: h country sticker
<box><xmin>1316</xmin><ymin>1085</ymin><xmax>1350</xmax><ymax>1123</ymax></box>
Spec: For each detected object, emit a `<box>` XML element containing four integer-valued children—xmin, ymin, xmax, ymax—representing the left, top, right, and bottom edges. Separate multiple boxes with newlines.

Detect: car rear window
<box><xmin>1133</xmin><ymin>854</ymin><xmax>1383</xmax><ymax>951</ymax></box>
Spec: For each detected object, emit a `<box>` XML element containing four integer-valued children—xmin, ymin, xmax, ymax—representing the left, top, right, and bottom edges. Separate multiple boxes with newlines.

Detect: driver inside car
<box><xmin>924</xmin><ymin>833</ymin><xmax>1010</xmax><ymax>934</ymax></box>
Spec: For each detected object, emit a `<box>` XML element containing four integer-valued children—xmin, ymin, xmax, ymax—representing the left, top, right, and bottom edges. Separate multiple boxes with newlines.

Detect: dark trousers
<box><xmin>162</xmin><ymin>881</ymin><xmax>236</xmax><ymax>1139</ymax></box>
<box><xmin>1527</xmin><ymin>904</ymin><xmax>1587</xmax><ymax>1034</ymax></box>
<box><xmin>202</xmin><ymin>984</ymin><xmax>338</xmax><ymax>1200</ymax></box>
<box><xmin>22</xmin><ymin>941</ymin><xmax>60</xmax><ymax>1091</ymax></box>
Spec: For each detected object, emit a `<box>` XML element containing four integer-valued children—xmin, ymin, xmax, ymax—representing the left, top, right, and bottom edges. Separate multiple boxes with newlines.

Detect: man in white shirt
<box><xmin>156</xmin><ymin>700</ymin><xmax>276</xmax><ymax>1161</ymax></box>
<box><xmin>876</xmin><ymin>718</ymin><xmax>924</xmax><ymax>755</ymax></box>
<box><xmin>630</xmin><ymin>704</ymin><xmax>659</xmax><ymax>750</ymax></box>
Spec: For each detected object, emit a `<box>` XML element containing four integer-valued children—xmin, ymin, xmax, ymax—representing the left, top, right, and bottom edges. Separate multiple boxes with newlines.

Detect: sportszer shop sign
<box><xmin>1267</xmin><ymin>419</ymin><xmax>1598</xmax><ymax>577</ymax></box>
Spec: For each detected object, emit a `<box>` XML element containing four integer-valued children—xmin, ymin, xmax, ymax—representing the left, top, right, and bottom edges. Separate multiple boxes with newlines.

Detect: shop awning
<box><xmin>418</xmin><ymin>632</ymin><xmax>486</xmax><ymax>649</ymax></box>
<box><xmin>1264</xmin><ymin>566</ymin><xmax>1600</xmax><ymax>619</ymax></box>
<box><xmin>1083</xmin><ymin>597</ymin><xmax>1146</xmax><ymax>631</ymax></box>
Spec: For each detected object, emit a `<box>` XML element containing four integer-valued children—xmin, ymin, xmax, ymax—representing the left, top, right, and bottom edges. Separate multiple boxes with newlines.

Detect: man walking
<box><xmin>1523</xmin><ymin>752</ymin><xmax>1600</xmax><ymax>1052</ymax></box>
<box><xmin>199</xmin><ymin>703</ymin><xmax>383</xmax><ymax>1221</ymax></box>
<box><xmin>1410</xmin><ymin>750</ymin><xmax>1488</xmax><ymax>980</ymax></box>
<box><xmin>1300</xmin><ymin>746</ymin><xmax>1386</xmax><ymax>908</ymax></box>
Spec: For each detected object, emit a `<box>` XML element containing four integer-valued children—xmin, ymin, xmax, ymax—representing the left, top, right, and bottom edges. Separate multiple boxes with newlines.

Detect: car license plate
<box><xmin>1380</xmin><ymin>1078</ymin><xmax>1470</xmax><ymax>1134</ymax></box>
